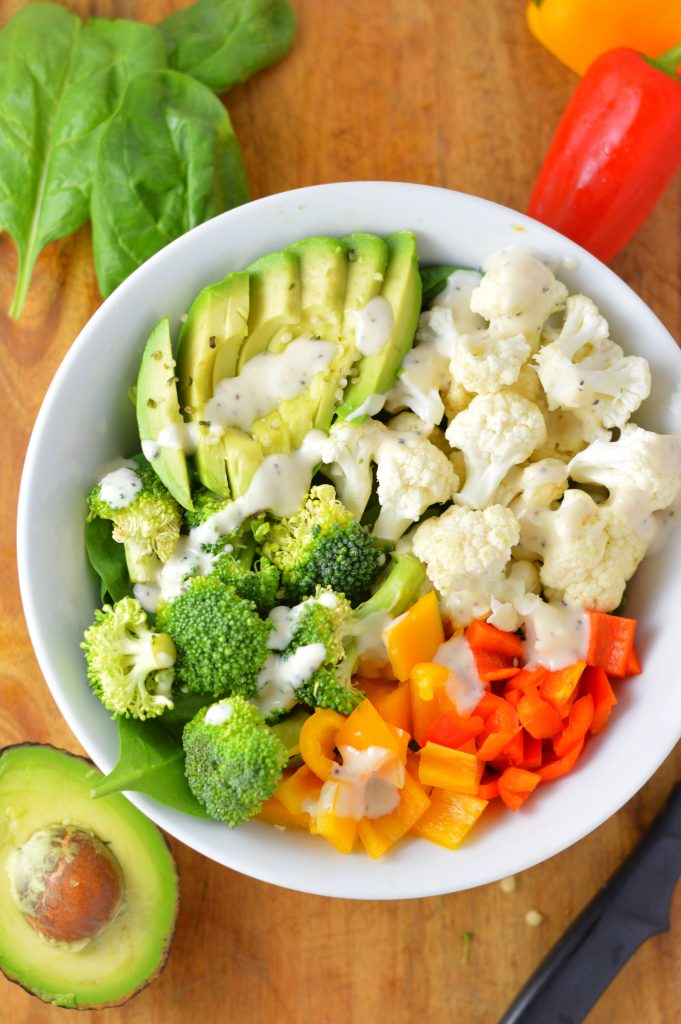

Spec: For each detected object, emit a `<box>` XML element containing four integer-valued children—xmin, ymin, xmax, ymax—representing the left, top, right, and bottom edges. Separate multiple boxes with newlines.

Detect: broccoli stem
<box><xmin>354</xmin><ymin>554</ymin><xmax>426</xmax><ymax>622</ymax></box>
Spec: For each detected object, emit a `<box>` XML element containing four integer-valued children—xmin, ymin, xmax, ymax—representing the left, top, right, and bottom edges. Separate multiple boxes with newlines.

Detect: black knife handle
<box><xmin>499</xmin><ymin>782</ymin><xmax>681</xmax><ymax>1024</ymax></box>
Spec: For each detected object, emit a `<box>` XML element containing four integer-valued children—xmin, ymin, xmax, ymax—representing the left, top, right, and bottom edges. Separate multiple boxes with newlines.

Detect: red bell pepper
<box><xmin>528</xmin><ymin>44</ymin><xmax>681</xmax><ymax>262</ymax></box>
<box><xmin>587</xmin><ymin>612</ymin><xmax>637</xmax><ymax>678</ymax></box>
<box><xmin>422</xmin><ymin>710</ymin><xmax>484</xmax><ymax>750</ymax></box>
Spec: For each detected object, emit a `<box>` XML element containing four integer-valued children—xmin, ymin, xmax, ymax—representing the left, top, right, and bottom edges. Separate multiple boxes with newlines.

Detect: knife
<box><xmin>499</xmin><ymin>781</ymin><xmax>681</xmax><ymax>1024</ymax></box>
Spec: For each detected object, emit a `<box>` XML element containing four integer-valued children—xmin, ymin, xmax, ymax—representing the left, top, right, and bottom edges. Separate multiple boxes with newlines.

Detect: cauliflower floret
<box><xmin>372</xmin><ymin>424</ymin><xmax>459</xmax><ymax>541</ymax></box>
<box><xmin>386</xmin><ymin>272</ymin><xmax>485</xmax><ymax>426</ymax></box>
<box><xmin>497</xmin><ymin>457</ymin><xmax>569</xmax><ymax>510</ymax></box>
<box><xmin>534</xmin><ymin>295</ymin><xmax>651</xmax><ymax>440</ymax></box>
<box><xmin>320</xmin><ymin>421</ymin><xmax>377</xmax><ymax>520</ymax></box>
<box><xmin>568</xmin><ymin>424</ymin><xmax>681</xmax><ymax>542</ymax></box>
<box><xmin>445</xmin><ymin>391</ymin><xmax>547</xmax><ymax>509</ymax></box>
<box><xmin>450</xmin><ymin>331</ymin><xmax>531</xmax><ymax>395</ymax></box>
<box><xmin>522</xmin><ymin>489</ymin><xmax>648</xmax><ymax>612</ymax></box>
<box><xmin>443</xmin><ymin>378</ymin><xmax>474</xmax><ymax>421</ymax></box>
<box><xmin>412</xmin><ymin>504</ymin><xmax>520</xmax><ymax>625</ymax></box>
<box><xmin>321</xmin><ymin>418</ymin><xmax>458</xmax><ymax>542</ymax></box>
<box><xmin>487</xmin><ymin>560</ymin><xmax>541</xmax><ymax>632</ymax></box>
<box><xmin>471</xmin><ymin>248</ymin><xmax>568</xmax><ymax>350</ymax></box>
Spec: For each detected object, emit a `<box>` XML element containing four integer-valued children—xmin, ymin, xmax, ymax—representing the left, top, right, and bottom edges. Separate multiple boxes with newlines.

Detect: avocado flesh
<box><xmin>314</xmin><ymin>233</ymin><xmax>389</xmax><ymax>430</ymax></box>
<box><xmin>250</xmin><ymin>237</ymin><xmax>349</xmax><ymax>452</ymax></box>
<box><xmin>176</xmin><ymin>272</ymin><xmax>251</xmax><ymax>497</ymax></box>
<box><xmin>336</xmin><ymin>231</ymin><xmax>422</xmax><ymax>422</ymax></box>
<box><xmin>0</xmin><ymin>745</ymin><xmax>177</xmax><ymax>1010</ymax></box>
<box><xmin>136</xmin><ymin>318</ymin><xmax>193</xmax><ymax>510</ymax></box>
<box><xmin>237</xmin><ymin>250</ymin><xmax>301</xmax><ymax>371</ymax></box>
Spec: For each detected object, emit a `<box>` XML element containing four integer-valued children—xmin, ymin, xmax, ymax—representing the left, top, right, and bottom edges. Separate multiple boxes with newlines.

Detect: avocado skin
<box><xmin>0</xmin><ymin>744</ymin><xmax>178</xmax><ymax>1010</ymax></box>
<box><xmin>136</xmin><ymin>318</ymin><xmax>193</xmax><ymax>510</ymax></box>
<box><xmin>336</xmin><ymin>230</ymin><xmax>422</xmax><ymax>422</ymax></box>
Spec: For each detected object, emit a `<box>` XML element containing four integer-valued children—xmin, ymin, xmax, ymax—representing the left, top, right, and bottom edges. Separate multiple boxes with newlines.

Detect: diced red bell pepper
<box><xmin>466</xmin><ymin>620</ymin><xmax>525</xmax><ymax>659</ymax></box>
<box><xmin>587</xmin><ymin>612</ymin><xmax>637</xmax><ymax>677</ymax></box>
<box><xmin>626</xmin><ymin>644</ymin><xmax>642</xmax><ymax>677</ymax></box>
<box><xmin>521</xmin><ymin>734</ymin><xmax>543</xmax><ymax>770</ymax></box>
<box><xmin>518</xmin><ymin>689</ymin><xmax>564</xmax><ymax>739</ymax></box>
<box><xmin>539</xmin><ymin>662</ymin><xmax>586</xmax><ymax>716</ymax></box>
<box><xmin>553</xmin><ymin>694</ymin><xmax>594</xmax><ymax>757</ymax></box>
<box><xmin>498</xmin><ymin>767</ymin><xmax>541</xmax><ymax>811</ymax></box>
<box><xmin>478</xmin><ymin>777</ymin><xmax>500</xmax><ymax>800</ymax></box>
<box><xmin>422</xmin><ymin>711</ymin><xmax>485</xmax><ymax>750</ymax></box>
<box><xmin>509</xmin><ymin>666</ymin><xmax>547</xmax><ymax>694</ymax></box>
<box><xmin>581</xmin><ymin>665</ymin><xmax>618</xmax><ymax>733</ymax></box>
<box><xmin>535</xmin><ymin>737</ymin><xmax>585</xmax><ymax>781</ymax></box>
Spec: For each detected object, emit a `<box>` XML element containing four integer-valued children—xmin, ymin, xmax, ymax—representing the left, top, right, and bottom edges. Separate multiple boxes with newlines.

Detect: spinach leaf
<box><xmin>161</xmin><ymin>692</ymin><xmax>211</xmax><ymax>740</ymax></box>
<box><xmin>91</xmin><ymin>70</ymin><xmax>250</xmax><ymax>297</ymax></box>
<box><xmin>84</xmin><ymin>517</ymin><xmax>133</xmax><ymax>604</ymax></box>
<box><xmin>159</xmin><ymin>0</ymin><xmax>296</xmax><ymax>94</ymax></box>
<box><xmin>419</xmin><ymin>265</ymin><xmax>459</xmax><ymax>306</ymax></box>
<box><xmin>91</xmin><ymin>716</ymin><xmax>210</xmax><ymax>818</ymax></box>
<box><xmin>0</xmin><ymin>4</ymin><xmax>166</xmax><ymax>319</ymax></box>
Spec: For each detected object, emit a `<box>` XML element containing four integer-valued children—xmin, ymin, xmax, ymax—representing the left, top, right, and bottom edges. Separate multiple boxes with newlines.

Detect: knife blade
<box><xmin>499</xmin><ymin>781</ymin><xmax>681</xmax><ymax>1024</ymax></box>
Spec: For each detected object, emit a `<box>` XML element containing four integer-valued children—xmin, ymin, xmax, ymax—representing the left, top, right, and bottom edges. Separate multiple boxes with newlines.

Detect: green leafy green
<box><xmin>84</xmin><ymin>517</ymin><xmax>133</xmax><ymax>604</ymax></box>
<box><xmin>90</xmin><ymin>69</ymin><xmax>250</xmax><ymax>297</ymax></box>
<box><xmin>159</xmin><ymin>0</ymin><xmax>296</xmax><ymax>94</ymax></box>
<box><xmin>0</xmin><ymin>4</ymin><xmax>167</xmax><ymax>318</ymax></box>
<box><xmin>91</xmin><ymin>716</ymin><xmax>210</xmax><ymax>818</ymax></box>
<box><xmin>419</xmin><ymin>265</ymin><xmax>459</xmax><ymax>306</ymax></box>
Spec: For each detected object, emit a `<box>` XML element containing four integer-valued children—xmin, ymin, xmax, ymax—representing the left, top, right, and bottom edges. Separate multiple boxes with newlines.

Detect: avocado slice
<box><xmin>0</xmin><ymin>744</ymin><xmax>178</xmax><ymax>1010</ymax></box>
<box><xmin>136</xmin><ymin>318</ymin><xmax>193</xmax><ymax>510</ymax></box>
<box><xmin>314</xmin><ymin>233</ymin><xmax>389</xmax><ymax>429</ymax></box>
<box><xmin>237</xmin><ymin>250</ymin><xmax>301</xmax><ymax>371</ymax></box>
<box><xmin>250</xmin><ymin>237</ymin><xmax>349</xmax><ymax>452</ymax></box>
<box><xmin>336</xmin><ymin>231</ymin><xmax>422</xmax><ymax>422</ymax></box>
<box><xmin>175</xmin><ymin>272</ymin><xmax>250</xmax><ymax>497</ymax></box>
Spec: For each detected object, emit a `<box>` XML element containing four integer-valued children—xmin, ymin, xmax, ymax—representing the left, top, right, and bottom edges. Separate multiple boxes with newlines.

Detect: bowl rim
<box><xmin>16</xmin><ymin>180</ymin><xmax>681</xmax><ymax>899</ymax></box>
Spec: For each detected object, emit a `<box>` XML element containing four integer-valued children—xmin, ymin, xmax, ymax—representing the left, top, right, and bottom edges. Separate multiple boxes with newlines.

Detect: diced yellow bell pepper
<box><xmin>384</xmin><ymin>590</ymin><xmax>445</xmax><ymax>681</ymax></box>
<box><xmin>308</xmin><ymin>784</ymin><xmax>358</xmax><ymax>854</ymax></box>
<box><xmin>411</xmin><ymin>789</ymin><xmax>488</xmax><ymax>851</ymax></box>
<box><xmin>358</xmin><ymin>772</ymin><xmax>431</xmax><ymax>859</ymax></box>
<box><xmin>299</xmin><ymin>708</ymin><xmax>346</xmax><ymax>781</ymax></box>
<box><xmin>334</xmin><ymin>698</ymin><xmax>399</xmax><ymax>754</ymax></box>
<box><xmin>418</xmin><ymin>743</ymin><xmax>483</xmax><ymax>795</ymax></box>
<box><xmin>387</xmin><ymin>723</ymin><xmax>410</xmax><ymax>765</ymax></box>
<box><xmin>409</xmin><ymin>662</ymin><xmax>456</xmax><ymax>746</ymax></box>
<box><xmin>257</xmin><ymin>795</ymin><xmax>310</xmax><ymax>830</ymax></box>
<box><xmin>371</xmin><ymin>678</ymin><xmax>413</xmax><ymax>735</ymax></box>
<box><xmin>276</xmin><ymin>764</ymin><xmax>322</xmax><ymax>815</ymax></box>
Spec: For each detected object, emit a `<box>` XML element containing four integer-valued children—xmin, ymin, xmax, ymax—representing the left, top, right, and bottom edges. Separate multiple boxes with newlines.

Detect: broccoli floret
<box><xmin>183</xmin><ymin>696</ymin><xmax>291</xmax><ymax>826</ymax></box>
<box><xmin>183</xmin><ymin>487</ymin><xmax>229</xmax><ymax>530</ymax></box>
<box><xmin>210</xmin><ymin>551</ymin><xmax>281</xmax><ymax>616</ymax></box>
<box><xmin>265</xmin><ymin>556</ymin><xmax>426</xmax><ymax>717</ymax></box>
<box><xmin>87</xmin><ymin>464</ymin><xmax>181</xmax><ymax>583</ymax></box>
<box><xmin>156</xmin><ymin>576</ymin><xmax>271</xmax><ymax>699</ymax></box>
<box><xmin>263</xmin><ymin>484</ymin><xmax>387</xmax><ymax>604</ymax></box>
<box><xmin>81</xmin><ymin>596</ymin><xmax>175</xmax><ymax>719</ymax></box>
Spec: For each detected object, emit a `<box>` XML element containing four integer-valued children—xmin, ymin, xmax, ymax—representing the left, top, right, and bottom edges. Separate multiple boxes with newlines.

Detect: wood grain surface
<box><xmin>1</xmin><ymin>1</ymin><xmax>681</xmax><ymax>1022</ymax></box>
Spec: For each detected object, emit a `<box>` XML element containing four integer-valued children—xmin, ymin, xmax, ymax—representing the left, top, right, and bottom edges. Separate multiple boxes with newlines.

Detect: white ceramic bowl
<box><xmin>18</xmin><ymin>182</ymin><xmax>681</xmax><ymax>899</ymax></box>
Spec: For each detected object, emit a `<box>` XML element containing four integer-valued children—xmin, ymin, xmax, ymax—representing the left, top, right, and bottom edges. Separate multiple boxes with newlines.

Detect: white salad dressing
<box><xmin>433</xmin><ymin>634</ymin><xmax>485</xmax><ymax>715</ymax></box>
<box><xmin>475</xmin><ymin>247</ymin><xmax>565</xmax><ymax>345</ymax></box>
<box><xmin>155</xmin><ymin>421</ymin><xmax>207</xmax><ymax>456</ymax></box>
<box><xmin>356</xmin><ymin>611</ymin><xmax>395</xmax><ymax>674</ymax></box>
<box><xmin>98</xmin><ymin>463</ymin><xmax>142</xmax><ymax>510</ymax></box>
<box><xmin>204</xmin><ymin>703</ymin><xmax>233</xmax><ymax>726</ymax></box>
<box><xmin>255</xmin><ymin>643</ymin><xmax>327</xmax><ymax>717</ymax></box>
<box><xmin>204</xmin><ymin>337</ymin><xmax>336</xmax><ymax>432</ymax></box>
<box><xmin>354</xmin><ymin>296</ymin><xmax>393</xmax><ymax>356</ymax></box>
<box><xmin>134</xmin><ymin>430</ymin><xmax>329</xmax><ymax>611</ymax></box>
<box><xmin>141</xmin><ymin>440</ymin><xmax>160</xmax><ymax>462</ymax></box>
<box><xmin>265</xmin><ymin>593</ymin><xmax>338</xmax><ymax>652</ymax></box>
<box><xmin>133</xmin><ymin>583</ymin><xmax>160</xmax><ymax>614</ymax></box>
<box><xmin>516</xmin><ymin>594</ymin><xmax>590</xmax><ymax>670</ymax></box>
<box><xmin>304</xmin><ymin>745</ymin><xmax>404</xmax><ymax>821</ymax></box>
<box><xmin>345</xmin><ymin>392</ymin><xmax>387</xmax><ymax>422</ymax></box>
<box><xmin>432</xmin><ymin>268</ymin><xmax>485</xmax><ymax>329</ymax></box>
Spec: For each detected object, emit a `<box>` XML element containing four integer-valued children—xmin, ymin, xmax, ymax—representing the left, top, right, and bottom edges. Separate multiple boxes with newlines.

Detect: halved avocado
<box><xmin>136</xmin><ymin>318</ymin><xmax>193</xmax><ymax>510</ymax></box>
<box><xmin>0</xmin><ymin>745</ymin><xmax>178</xmax><ymax>1010</ymax></box>
<box><xmin>336</xmin><ymin>231</ymin><xmax>422</xmax><ymax>422</ymax></box>
<box><xmin>176</xmin><ymin>271</ymin><xmax>251</xmax><ymax>497</ymax></box>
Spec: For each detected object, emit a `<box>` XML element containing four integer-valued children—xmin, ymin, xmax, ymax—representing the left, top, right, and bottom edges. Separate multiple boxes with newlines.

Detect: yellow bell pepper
<box><xmin>257</xmin><ymin>795</ymin><xmax>310</xmax><ymax>830</ymax></box>
<box><xmin>299</xmin><ymin>708</ymin><xmax>346</xmax><ymax>781</ymax></box>
<box><xmin>334</xmin><ymin>697</ymin><xmax>399</xmax><ymax>754</ymax></box>
<box><xmin>358</xmin><ymin>772</ymin><xmax>431</xmax><ymax>859</ymax></box>
<box><xmin>409</xmin><ymin>662</ymin><xmax>456</xmax><ymax>746</ymax></box>
<box><xmin>526</xmin><ymin>0</ymin><xmax>681</xmax><ymax>76</ymax></box>
<box><xmin>411</xmin><ymin>790</ymin><xmax>488</xmax><ymax>851</ymax></box>
<box><xmin>384</xmin><ymin>590</ymin><xmax>444</xmax><ymax>681</ymax></box>
<box><xmin>370</xmin><ymin>678</ymin><xmax>413</xmax><ymax>735</ymax></box>
<box><xmin>307</xmin><ymin>782</ymin><xmax>359</xmax><ymax>853</ymax></box>
<box><xmin>276</xmin><ymin>764</ymin><xmax>322</xmax><ymax>815</ymax></box>
<box><xmin>386</xmin><ymin>723</ymin><xmax>410</xmax><ymax>765</ymax></box>
<box><xmin>418</xmin><ymin>743</ymin><xmax>484</xmax><ymax>795</ymax></box>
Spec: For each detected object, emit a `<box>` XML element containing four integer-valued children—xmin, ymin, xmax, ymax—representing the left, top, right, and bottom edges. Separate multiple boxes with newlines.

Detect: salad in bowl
<box><xmin>79</xmin><ymin>227</ymin><xmax>681</xmax><ymax>860</ymax></box>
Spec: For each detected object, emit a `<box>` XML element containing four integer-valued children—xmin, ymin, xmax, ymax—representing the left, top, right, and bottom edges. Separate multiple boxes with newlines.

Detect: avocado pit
<box><xmin>9</xmin><ymin>824</ymin><xmax>125</xmax><ymax>948</ymax></box>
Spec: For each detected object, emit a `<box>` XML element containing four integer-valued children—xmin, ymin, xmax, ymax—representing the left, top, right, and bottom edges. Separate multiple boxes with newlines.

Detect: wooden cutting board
<box><xmin>1</xmin><ymin>1</ymin><xmax>680</xmax><ymax>1021</ymax></box>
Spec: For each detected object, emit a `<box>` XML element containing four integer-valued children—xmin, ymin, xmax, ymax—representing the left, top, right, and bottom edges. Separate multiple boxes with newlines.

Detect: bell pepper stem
<box><xmin>645</xmin><ymin>43</ymin><xmax>681</xmax><ymax>79</ymax></box>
